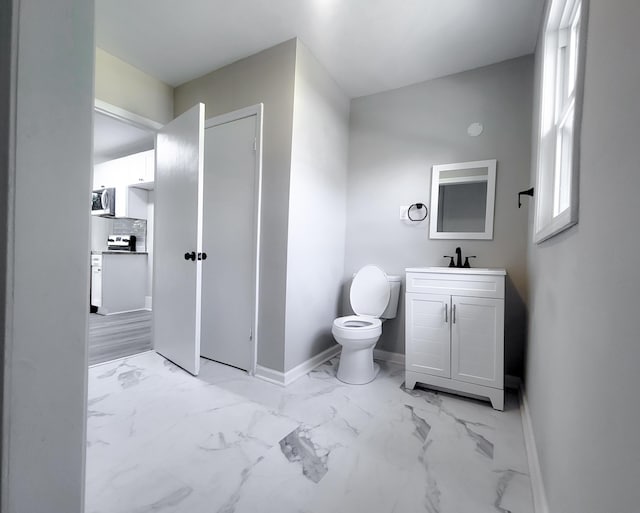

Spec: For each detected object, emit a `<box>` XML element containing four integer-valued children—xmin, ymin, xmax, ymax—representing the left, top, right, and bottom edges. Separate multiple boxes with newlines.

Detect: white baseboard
<box><xmin>96</xmin><ymin>307</ymin><xmax>147</xmax><ymax>316</ymax></box>
<box><xmin>254</xmin><ymin>365</ymin><xmax>285</xmax><ymax>386</ymax></box>
<box><xmin>88</xmin><ymin>349</ymin><xmax>155</xmax><ymax>369</ymax></box>
<box><xmin>519</xmin><ymin>386</ymin><xmax>549</xmax><ymax>513</ymax></box>
<box><xmin>255</xmin><ymin>344</ymin><xmax>341</xmax><ymax>387</ymax></box>
<box><xmin>373</xmin><ymin>348</ymin><xmax>405</xmax><ymax>366</ymax></box>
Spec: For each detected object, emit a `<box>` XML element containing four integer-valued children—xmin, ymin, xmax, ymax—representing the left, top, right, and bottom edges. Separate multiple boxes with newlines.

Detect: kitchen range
<box><xmin>107</xmin><ymin>234</ymin><xmax>136</xmax><ymax>251</ymax></box>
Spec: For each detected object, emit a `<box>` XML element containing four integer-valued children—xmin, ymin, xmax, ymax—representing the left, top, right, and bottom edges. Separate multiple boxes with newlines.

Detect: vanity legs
<box><xmin>404</xmin><ymin>370</ymin><xmax>504</xmax><ymax>411</ymax></box>
<box><xmin>404</xmin><ymin>374</ymin><xmax>417</xmax><ymax>390</ymax></box>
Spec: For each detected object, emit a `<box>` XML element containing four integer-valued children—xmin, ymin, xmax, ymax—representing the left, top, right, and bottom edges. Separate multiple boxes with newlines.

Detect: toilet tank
<box><xmin>381</xmin><ymin>275</ymin><xmax>401</xmax><ymax>319</ymax></box>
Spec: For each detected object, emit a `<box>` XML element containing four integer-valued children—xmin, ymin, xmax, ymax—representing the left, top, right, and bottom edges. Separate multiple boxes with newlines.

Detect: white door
<box><xmin>200</xmin><ymin>114</ymin><xmax>258</xmax><ymax>370</ymax></box>
<box><xmin>153</xmin><ymin>103</ymin><xmax>205</xmax><ymax>375</ymax></box>
<box><xmin>405</xmin><ymin>292</ymin><xmax>451</xmax><ymax>378</ymax></box>
<box><xmin>451</xmin><ymin>296</ymin><xmax>504</xmax><ymax>388</ymax></box>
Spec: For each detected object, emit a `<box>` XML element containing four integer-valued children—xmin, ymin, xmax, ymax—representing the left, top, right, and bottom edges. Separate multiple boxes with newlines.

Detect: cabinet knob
<box><xmin>184</xmin><ymin>251</ymin><xmax>196</xmax><ymax>261</ymax></box>
<box><xmin>197</xmin><ymin>252</ymin><xmax>207</xmax><ymax>261</ymax></box>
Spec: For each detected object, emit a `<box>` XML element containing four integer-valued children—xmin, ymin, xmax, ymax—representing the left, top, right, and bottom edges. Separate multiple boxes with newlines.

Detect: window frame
<box><xmin>533</xmin><ymin>0</ymin><xmax>589</xmax><ymax>243</ymax></box>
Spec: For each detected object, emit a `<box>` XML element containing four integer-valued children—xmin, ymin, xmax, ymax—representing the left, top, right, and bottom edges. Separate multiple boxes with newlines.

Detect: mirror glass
<box><xmin>429</xmin><ymin>159</ymin><xmax>497</xmax><ymax>240</ymax></box>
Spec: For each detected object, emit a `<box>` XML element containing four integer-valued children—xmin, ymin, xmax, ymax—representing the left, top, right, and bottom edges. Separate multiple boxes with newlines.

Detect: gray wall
<box><xmin>345</xmin><ymin>56</ymin><xmax>533</xmax><ymax>377</ymax></box>
<box><xmin>2</xmin><ymin>0</ymin><xmax>93</xmax><ymax>510</ymax></box>
<box><xmin>174</xmin><ymin>40</ymin><xmax>296</xmax><ymax>372</ymax></box>
<box><xmin>0</xmin><ymin>2</ymin><xmax>12</xmax><ymax>503</ymax></box>
<box><xmin>284</xmin><ymin>40</ymin><xmax>350</xmax><ymax>371</ymax></box>
<box><xmin>526</xmin><ymin>1</ymin><xmax>640</xmax><ymax>511</ymax></box>
<box><xmin>95</xmin><ymin>47</ymin><xmax>174</xmax><ymax>124</ymax></box>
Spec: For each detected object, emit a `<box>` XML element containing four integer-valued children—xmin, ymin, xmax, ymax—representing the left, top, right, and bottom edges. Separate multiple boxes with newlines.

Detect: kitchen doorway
<box><xmin>89</xmin><ymin>101</ymin><xmax>161</xmax><ymax>365</ymax></box>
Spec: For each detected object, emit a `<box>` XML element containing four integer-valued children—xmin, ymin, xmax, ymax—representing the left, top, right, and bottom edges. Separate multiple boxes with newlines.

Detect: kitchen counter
<box><xmin>92</xmin><ymin>251</ymin><xmax>148</xmax><ymax>255</ymax></box>
<box><xmin>90</xmin><ymin>252</ymin><xmax>148</xmax><ymax>315</ymax></box>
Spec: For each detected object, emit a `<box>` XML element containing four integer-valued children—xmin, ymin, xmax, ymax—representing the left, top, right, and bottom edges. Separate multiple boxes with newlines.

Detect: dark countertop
<box><xmin>92</xmin><ymin>251</ymin><xmax>148</xmax><ymax>255</ymax></box>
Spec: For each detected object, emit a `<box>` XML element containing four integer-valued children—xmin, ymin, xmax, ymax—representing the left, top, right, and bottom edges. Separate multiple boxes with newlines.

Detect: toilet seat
<box><xmin>332</xmin><ymin>315</ymin><xmax>382</xmax><ymax>338</ymax></box>
<box><xmin>350</xmin><ymin>265</ymin><xmax>390</xmax><ymax>318</ymax></box>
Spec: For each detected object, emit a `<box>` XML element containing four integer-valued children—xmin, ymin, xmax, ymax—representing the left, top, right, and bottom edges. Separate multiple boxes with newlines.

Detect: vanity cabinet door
<box><xmin>405</xmin><ymin>293</ymin><xmax>451</xmax><ymax>378</ymax></box>
<box><xmin>450</xmin><ymin>296</ymin><xmax>504</xmax><ymax>389</ymax></box>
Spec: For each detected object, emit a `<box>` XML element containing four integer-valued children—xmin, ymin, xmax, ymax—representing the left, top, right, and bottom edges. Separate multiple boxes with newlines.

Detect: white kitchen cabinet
<box><xmin>93</xmin><ymin>149</ymin><xmax>154</xmax><ymax>190</ymax></box>
<box><xmin>91</xmin><ymin>252</ymin><xmax>148</xmax><ymax>315</ymax></box>
<box><xmin>127</xmin><ymin>150</ymin><xmax>155</xmax><ymax>189</ymax></box>
<box><xmin>115</xmin><ymin>186</ymin><xmax>148</xmax><ymax>219</ymax></box>
<box><xmin>405</xmin><ymin>267</ymin><xmax>506</xmax><ymax>410</ymax></box>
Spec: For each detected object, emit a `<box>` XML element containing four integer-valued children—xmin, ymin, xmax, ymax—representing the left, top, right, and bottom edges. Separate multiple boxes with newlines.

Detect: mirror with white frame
<box><xmin>429</xmin><ymin>159</ymin><xmax>497</xmax><ymax>240</ymax></box>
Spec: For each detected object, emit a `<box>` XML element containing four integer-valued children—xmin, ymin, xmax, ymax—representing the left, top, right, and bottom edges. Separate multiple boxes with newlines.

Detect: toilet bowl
<box><xmin>332</xmin><ymin>265</ymin><xmax>400</xmax><ymax>384</ymax></box>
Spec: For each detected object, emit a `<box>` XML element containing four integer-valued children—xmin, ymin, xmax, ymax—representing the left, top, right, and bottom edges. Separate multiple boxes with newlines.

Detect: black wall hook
<box><xmin>407</xmin><ymin>202</ymin><xmax>428</xmax><ymax>221</ymax></box>
<box><xmin>518</xmin><ymin>187</ymin><xmax>534</xmax><ymax>208</ymax></box>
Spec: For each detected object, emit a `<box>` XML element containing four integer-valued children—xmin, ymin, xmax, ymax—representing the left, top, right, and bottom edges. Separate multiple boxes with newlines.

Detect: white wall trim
<box><xmin>88</xmin><ymin>349</ymin><xmax>155</xmax><ymax>369</ymax></box>
<box><xmin>255</xmin><ymin>344</ymin><xmax>341</xmax><ymax>387</ymax></box>
<box><xmin>254</xmin><ymin>365</ymin><xmax>285</xmax><ymax>386</ymax></box>
<box><xmin>373</xmin><ymin>348</ymin><xmax>405</xmax><ymax>366</ymax></box>
<box><xmin>94</xmin><ymin>99</ymin><xmax>163</xmax><ymax>131</ymax></box>
<box><xmin>204</xmin><ymin>104</ymin><xmax>263</xmax><ymax>128</ymax></box>
<box><xmin>96</xmin><ymin>307</ymin><xmax>148</xmax><ymax>316</ymax></box>
<box><xmin>204</xmin><ymin>103</ymin><xmax>264</xmax><ymax>376</ymax></box>
<box><xmin>519</xmin><ymin>386</ymin><xmax>550</xmax><ymax>513</ymax></box>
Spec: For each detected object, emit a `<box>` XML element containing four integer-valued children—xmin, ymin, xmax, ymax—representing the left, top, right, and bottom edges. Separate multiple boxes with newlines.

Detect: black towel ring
<box><xmin>407</xmin><ymin>203</ymin><xmax>428</xmax><ymax>222</ymax></box>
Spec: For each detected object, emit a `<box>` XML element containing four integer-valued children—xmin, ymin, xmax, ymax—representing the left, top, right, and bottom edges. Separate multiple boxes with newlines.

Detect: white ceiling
<box><xmin>93</xmin><ymin>111</ymin><xmax>154</xmax><ymax>163</ymax></box>
<box><xmin>96</xmin><ymin>0</ymin><xmax>543</xmax><ymax>99</ymax></box>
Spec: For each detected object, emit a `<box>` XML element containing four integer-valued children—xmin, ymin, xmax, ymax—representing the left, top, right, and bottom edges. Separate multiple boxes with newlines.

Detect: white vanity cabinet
<box><xmin>404</xmin><ymin>267</ymin><xmax>506</xmax><ymax>410</ymax></box>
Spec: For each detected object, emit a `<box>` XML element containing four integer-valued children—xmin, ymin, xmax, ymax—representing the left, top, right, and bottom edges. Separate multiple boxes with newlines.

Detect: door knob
<box><xmin>184</xmin><ymin>251</ymin><xmax>196</xmax><ymax>261</ymax></box>
<box><xmin>197</xmin><ymin>252</ymin><xmax>207</xmax><ymax>261</ymax></box>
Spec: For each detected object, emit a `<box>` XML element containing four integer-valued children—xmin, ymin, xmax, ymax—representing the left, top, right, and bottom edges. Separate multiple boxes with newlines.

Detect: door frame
<box><xmin>95</xmin><ymin>99</ymin><xmax>164</xmax><ymax>132</ymax></box>
<box><xmin>204</xmin><ymin>104</ymin><xmax>264</xmax><ymax>375</ymax></box>
<box><xmin>91</xmin><ymin>100</ymin><xmax>161</xmax><ymax>315</ymax></box>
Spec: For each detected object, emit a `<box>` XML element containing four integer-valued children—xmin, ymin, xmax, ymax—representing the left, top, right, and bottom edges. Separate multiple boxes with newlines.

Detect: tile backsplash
<box><xmin>113</xmin><ymin>218</ymin><xmax>147</xmax><ymax>251</ymax></box>
<box><xmin>91</xmin><ymin>217</ymin><xmax>147</xmax><ymax>252</ymax></box>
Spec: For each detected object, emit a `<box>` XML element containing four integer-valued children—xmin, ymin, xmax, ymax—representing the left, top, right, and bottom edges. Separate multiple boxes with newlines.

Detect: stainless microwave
<box><xmin>91</xmin><ymin>187</ymin><xmax>115</xmax><ymax>217</ymax></box>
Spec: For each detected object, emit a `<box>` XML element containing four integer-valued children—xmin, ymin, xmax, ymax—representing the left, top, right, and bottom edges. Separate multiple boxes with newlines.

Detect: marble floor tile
<box><xmin>86</xmin><ymin>352</ymin><xmax>533</xmax><ymax>513</ymax></box>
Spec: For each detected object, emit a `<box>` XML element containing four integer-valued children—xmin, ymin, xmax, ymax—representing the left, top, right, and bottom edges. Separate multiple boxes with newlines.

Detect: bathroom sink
<box><xmin>405</xmin><ymin>266</ymin><xmax>506</xmax><ymax>276</ymax></box>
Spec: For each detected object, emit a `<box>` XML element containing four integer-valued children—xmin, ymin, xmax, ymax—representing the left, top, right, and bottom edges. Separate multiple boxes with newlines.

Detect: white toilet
<box><xmin>332</xmin><ymin>265</ymin><xmax>401</xmax><ymax>384</ymax></box>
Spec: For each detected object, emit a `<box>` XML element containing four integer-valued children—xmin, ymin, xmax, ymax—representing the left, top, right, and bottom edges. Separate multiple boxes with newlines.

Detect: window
<box><xmin>534</xmin><ymin>0</ymin><xmax>587</xmax><ymax>243</ymax></box>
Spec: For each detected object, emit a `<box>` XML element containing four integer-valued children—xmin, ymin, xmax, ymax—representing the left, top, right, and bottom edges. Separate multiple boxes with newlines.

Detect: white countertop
<box><xmin>406</xmin><ymin>266</ymin><xmax>506</xmax><ymax>276</ymax></box>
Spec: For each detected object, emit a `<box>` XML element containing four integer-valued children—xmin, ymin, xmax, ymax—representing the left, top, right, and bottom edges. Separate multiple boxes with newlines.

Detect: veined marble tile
<box><xmin>86</xmin><ymin>352</ymin><xmax>533</xmax><ymax>513</ymax></box>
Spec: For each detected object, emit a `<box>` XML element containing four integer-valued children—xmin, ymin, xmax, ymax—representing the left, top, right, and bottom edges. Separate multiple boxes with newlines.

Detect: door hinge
<box><xmin>249</xmin><ymin>328</ymin><xmax>253</xmax><ymax>341</ymax></box>
<box><xmin>253</xmin><ymin>138</ymin><xmax>257</xmax><ymax>151</ymax></box>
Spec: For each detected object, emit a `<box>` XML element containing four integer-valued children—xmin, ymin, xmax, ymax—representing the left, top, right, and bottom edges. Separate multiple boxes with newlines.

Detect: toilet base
<box><xmin>336</xmin><ymin>346</ymin><xmax>380</xmax><ymax>384</ymax></box>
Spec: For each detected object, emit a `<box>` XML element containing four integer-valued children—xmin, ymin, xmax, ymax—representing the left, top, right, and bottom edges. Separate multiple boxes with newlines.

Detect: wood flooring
<box><xmin>88</xmin><ymin>310</ymin><xmax>152</xmax><ymax>365</ymax></box>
